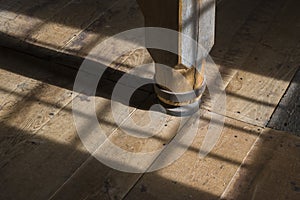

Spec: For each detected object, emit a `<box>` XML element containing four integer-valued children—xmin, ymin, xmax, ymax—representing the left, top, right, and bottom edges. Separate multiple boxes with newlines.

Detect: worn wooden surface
<box><xmin>122</xmin><ymin>115</ymin><xmax>261</xmax><ymax>200</ymax></box>
<box><xmin>218</xmin><ymin>0</ymin><xmax>300</xmax><ymax>127</ymax></box>
<box><xmin>0</xmin><ymin>45</ymin><xmax>150</xmax><ymax>199</ymax></box>
<box><xmin>203</xmin><ymin>0</ymin><xmax>300</xmax><ymax>127</ymax></box>
<box><xmin>0</xmin><ymin>0</ymin><xmax>299</xmax><ymax>199</ymax></box>
<box><xmin>222</xmin><ymin>128</ymin><xmax>300</xmax><ymax>200</ymax></box>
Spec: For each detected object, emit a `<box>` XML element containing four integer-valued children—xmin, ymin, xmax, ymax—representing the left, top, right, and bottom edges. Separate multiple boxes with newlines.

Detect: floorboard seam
<box><xmin>219</xmin><ymin>129</ymin><xmax>262</xmax><ymax>199</ymax></box>
<box><xmin>47</xmin><ymin>106</ymin><xmax>138</xmax><ymax>200</ymax></box>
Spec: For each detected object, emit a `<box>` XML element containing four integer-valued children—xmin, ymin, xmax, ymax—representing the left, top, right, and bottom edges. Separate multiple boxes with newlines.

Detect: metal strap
<box><xmin>154</xmin><ymin>79</ymin><xmax>206</xmax><ymax>103</ymax></box>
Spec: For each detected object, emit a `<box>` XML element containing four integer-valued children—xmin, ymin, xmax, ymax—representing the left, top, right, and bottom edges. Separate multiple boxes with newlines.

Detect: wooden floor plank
<box><xmin>50</xmin><ymin>96</ymin><xmax>181</xmax><ymax>200</ymax></box>
<box><xmin>0</xmin><ymin>47</ymin><xmax>72</xmax><ymax>121</ymax></box>
<box><xmin>209</xmin><ymin>0</ymin><xmax>281</xmax><ymax>89</ymax></box>
<box><xmin>0</xmin><ymin>47</ymin><xmax>76</xmax><ymax>200</ymax></box>
<box><xmin>60</xmin><ymin>0</ymin><xmax>144</xmax><ymax>63</ymax></box>
<box><xmin>260</xmin><ymin>0</ymin><xmax>300</xmax><ymax>55</ymax></box>
<box><xmin>203</xmin><ymin>0</ymin><xmax>300</xmax><ymax>127</ymax></box>
<box><xmin>25</xmin><ymin>0</ymin><xmax>117</xmax><ymax>52</ymax></box>
<box><xmin>0</xmin><ymin>95</ymin><xmax>132</xmax><ymax>200</ymax></box>
<box><xmin>222</xmin><ymin>128</ymin><xmax>300</xmax><ymax>200</ymax></box>
<box><xmin>0</xmin><ymin>81</ymin><xmax>149</xmax><ymax>200</ymax></box>
<box><xmin>0</xmin><ymin>0</ymin><xmax>72</xmax><ymax>38</ymax></box>
<box><xmin>0</xmin><ymin>45</ymin><xmax>150</xmax><ymax>199</ymax></box>
<box><xmin>211</xmin><ymin>0</ymin><xmax>262</xmax><ymax>60</ymax></box>
<box><xmin>0</xmin><ymin>68</ymin><xmax>31</xmax><ymax>104</ymax></box>
<box><xmin>52</xmin><ymin>108</ymin><xmax>261</xmax><ymax>200</ymax></box>
<box><xmin>0</xmin><ymin>48</ymin><xmax>75</xmax><ymax>171</ymax></box>
<box><xmin>221</xmin><ymin>42</ymin><xmax>299</xmax><ymax>127</ymax></box>
<box><xmin>0</xmin><ymin>0</ymin><xmax>21</xmax><ymax>20</ymax></box>
<box><xmin>123</xmin><ymin>115</ymin><xmax>262</xmax><ymax>200</ymax></box>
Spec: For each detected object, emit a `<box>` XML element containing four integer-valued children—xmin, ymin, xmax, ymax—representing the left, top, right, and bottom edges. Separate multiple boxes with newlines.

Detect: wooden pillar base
<box><xmin>154</xmin><ymin>60</ymin><xmax>206</xmax><ymax>116</ymax></box>
<box><xmin>137</xmin><ymin>0</ymin><xmax>215</xmax><ymax>116</ymax></box>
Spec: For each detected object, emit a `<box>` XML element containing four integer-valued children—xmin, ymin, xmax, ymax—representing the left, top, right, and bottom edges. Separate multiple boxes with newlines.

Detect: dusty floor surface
<box><xmin>0</xmin><ymin>0</ymin><xmax>299</xmax><ymax>199</ymax></box>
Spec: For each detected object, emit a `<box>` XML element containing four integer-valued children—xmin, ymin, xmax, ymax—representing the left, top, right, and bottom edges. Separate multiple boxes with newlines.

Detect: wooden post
<box><xmin>137</xmin><ymin>0</ymin><xmax>215</xmax><ymax>115</ymax></box>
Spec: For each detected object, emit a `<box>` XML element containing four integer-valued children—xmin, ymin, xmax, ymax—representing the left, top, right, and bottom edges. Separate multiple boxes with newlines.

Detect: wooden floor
<box><xmin>0</xmin><ymin>0</ymin><xmax>300</xmax><ymax>199</ymax></box>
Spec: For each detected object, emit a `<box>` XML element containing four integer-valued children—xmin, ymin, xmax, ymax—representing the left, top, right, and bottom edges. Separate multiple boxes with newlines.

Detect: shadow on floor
<box><xmin>1</xmin><ymin>0</ymin><xmax>300</xmax><ymax>199</ymax></box>
<box><xmin>0</xmin><ymin>121</ymin><xmax>220</xmax><ymax>200</ymax></box>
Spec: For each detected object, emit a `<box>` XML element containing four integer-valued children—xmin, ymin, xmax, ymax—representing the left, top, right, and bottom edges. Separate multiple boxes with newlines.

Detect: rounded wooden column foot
<box><xmin>154</xmin><ymin>59</ymin><xmax>206</xmax><ymax>116</ymax></box>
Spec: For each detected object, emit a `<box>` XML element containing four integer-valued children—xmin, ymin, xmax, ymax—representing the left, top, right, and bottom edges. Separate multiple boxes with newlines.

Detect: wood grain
<box><xmin>210</xmin><ymin>0</ymin><xmax>283</xmax><ymax>88</ymax></box>
<box><xmin>25</xmin><ymin>0</ymin><xmax>116</xmax><ymax>51</ymax></box>
<box><xmin>0</xmin><ymin>49</ymin><xmax>75</xmax><ymax>172</ymax></box>
<box><xmin>0</xmin><ymin>0</ymin><xmax>72</xmax><ymax>38</ymax></box>
<box><xmin>203</xmin><ymin>0</ymin><xmax>300</xmax><ymax>126</ymax></box>
<box><xmin>59</xmin><ymin>0</ymin><xmax>144</xmax><ymax>67</ymax></box>
<box><xmin>0</xmin><ymin>1</ymin><xmax>299</xmax><ymax>200</ymax></box>
<box><xmin>0</xmin><ymin>42</ymin><xmax>150</xmax><ymax>199</ymax></box>
<box><xmin>50</xmin><ymin>97</ymin><xmax>183</xmax><ymax>200</ymax></box>
<box><xmin>222</xmin><ymin>128</ymin><xmax>300</xmax><ymax>200</ymax></box>
<box><xmin>52</xmin><ymin>109</ymin><xmax>261</xmax><ymax>200</ymax></box>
